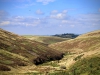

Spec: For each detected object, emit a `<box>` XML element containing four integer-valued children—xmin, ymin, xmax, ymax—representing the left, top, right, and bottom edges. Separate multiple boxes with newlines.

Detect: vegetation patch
<box><xmin>69</xmin><ymin>56</ymin><xmax>100</xmax><ymax>75</ymax></box>
<box><xmin>74</xmin><ymin>54</ymin><xmax>84</xmax><ymax>61</ymax></box>
<box><xmin>0</xmin><ymin>60</ymin><xmax>14</xmax><ymax>65</ymax></box>
<box><xmin>0</xmin><ymin>65</ymin><xmax>11</xmax><ymax>71</ymax></box>
<box><xmin>40</xmin><ymin>61</ymin><xmax>59</xmax><ymax>67</ymax></box>
<box><xmin>25</xmin><ymin>72</ymin><xmax>42</xmax><ymax>75</ymax></box>
<box><xmin>49</xmin><ymin>71</ymin><xmax>69</xmax><ymax>75</ymax></box>
<box><xmin>23</xmin><ymin>35</ymin><xmax>68</xmax><ymax>44</ymax></box>
<box><xmin>0</xmin><ymin>49</ymin><xmax>28</xmax><ymax>61</ymax></box>
<box><xmin>48</xmin><ymin>56</ymin><xmax>100</xmax><ymax>75</ymax></box>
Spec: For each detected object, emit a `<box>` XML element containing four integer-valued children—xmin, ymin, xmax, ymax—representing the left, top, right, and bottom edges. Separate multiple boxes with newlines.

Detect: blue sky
<box><xmin>0</xmin><ymin>0</ymin><xmax>100</xmax><ymax>35</ymax></box>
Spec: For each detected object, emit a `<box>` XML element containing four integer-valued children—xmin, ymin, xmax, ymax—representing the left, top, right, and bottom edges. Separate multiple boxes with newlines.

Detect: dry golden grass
<box><xmin>23</xmin><ymin>35</ymin><xmax>69</xmax><ymax>44</ymax></box>
<box><xmin>0</xmin><ymin>49</ymin><xmax>28</xmax><ymax>61</ymax></box>
<box><xmin>49</xmin><ymin>30</ymin><xmax>100</xmax><ymax>53</ymax></box>
<box><xmin>48</xmin><ymin>30</ymin><xmax>100</xmax><ymax>73</ymax></box>
<box><xmin>0</xmin><ymin>28</ymin><xmax>100</xmax><ymax>74</ymax></box>
<box><xmin>0</xmin><ymin>28</ymin><xmax>64</xmax><ymax>73</ymax></box>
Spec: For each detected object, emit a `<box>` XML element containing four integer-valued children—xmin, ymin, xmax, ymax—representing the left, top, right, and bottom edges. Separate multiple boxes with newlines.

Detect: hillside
<box><xmin>0</xmin><ymin>29</ymin><xmax>100</xmax><ymax>74</ymax></box>
<box><xmin>49</xmin><ymin>30</ymin><xmax>100</xmax><ymax>75</ymax></box>
<box><xmin>49</xmin><ymin>30</ymin><xmax>100</xmax><ymax>53</ymax></box>
<box><xmin>23</xmin><ymin>35</ymin><xmax>69</xmax><ymax>44</ymax></box>
<box><xmin>0</xmin><ymin>28</ymin><xmax>63</xmax><ymax>72</ymax></box>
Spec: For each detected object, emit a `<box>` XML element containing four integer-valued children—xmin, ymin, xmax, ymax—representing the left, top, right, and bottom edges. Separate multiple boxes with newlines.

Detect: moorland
<box><xmin>0</xmin><ymin>28</ymin><xmax>100</xmax><ymax>75</ymax></box>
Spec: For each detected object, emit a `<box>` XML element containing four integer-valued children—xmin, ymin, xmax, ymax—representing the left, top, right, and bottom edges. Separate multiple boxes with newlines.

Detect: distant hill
<box><xmin>0</xmin><ymin>28</ymin><xmax>63</xmax><ymax>72</ymax></box>
<box><xmin>49</xmin><ymin>30</ymin><xmax>100</xmax><ymax>53</ymax></box>
<box><xmin>23</xmin><ymin>35</ymin><xmax>69</xmax><ymax>44</ymax></box>
<box><xmin>52</xmin><ymin>33</ymin><xmax>79</xmax><ymax>39</ymax></box>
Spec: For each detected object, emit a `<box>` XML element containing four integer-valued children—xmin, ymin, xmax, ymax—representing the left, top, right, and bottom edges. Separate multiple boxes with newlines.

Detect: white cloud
<box><xmin>50</xmin><ymin>13</ymin><xmax>67</xmax><ymax>19</ymax></box>
<box><xmin>36</xmin><ymin>0</ymin><xmax>55</xmax><ymax>5</ymax></box>
<box><xmin>35</xmin><ymin>9</ymin><xmax>44</xmax><ymax>15</ymax></box>
<box><xmin>16</xmin><ymin>3</ymin><xmax>35</xmax><ymax>8</ymax></box>
<box><xmin>10</xmin><ymin>16</ymin><xmax>41</xmax><ymax>26</ymax></box>
<box><xmin>0</xmin><ymin>10</ymin><xmax>100</xmax><ymax>33</ymax></box>
<box><xmin>62</xmin><ymin>10</ymin><xmax>68</xmax><ymax>13</ymax></box>
<box><xmin>0</xmin><ymin>21</ymin><xmax>10</xmax><ymax>26</ymax></box>
<box><xmin>70</xmin><ymin>25</ymin><xmax>75</xmax><ymax>27</ymax></box>
<box><xmin>0</xmin><ymin>10</ymin><xmax>10</xmax><ymax>26</ymax></box>
<box><xmin>57</xmin><ymin>13</ymin><xmax>64</xmax><ymax>19</ymax></box>
<box><xmin>62</xmin><ymin>20</ymin><xmax>68</xmax><ymax>24</ymax></box>
<box><xmin>78</xmin><ymin>14</ymin><xmax>100</xmax><ymax>23</ymax></box>
<box><xmin>50</xmin><ymin>10</ymin><xmax>68</xmax><ymax>19</ymax></box>
<box><xmin>51</xmin><ymin>10</ymin><xmax>58</xmax><ymax>14</ymax></box>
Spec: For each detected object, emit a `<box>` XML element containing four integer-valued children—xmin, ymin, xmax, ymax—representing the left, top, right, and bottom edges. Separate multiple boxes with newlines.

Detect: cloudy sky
<box><xmin>0</xmin><ymin>0</ymin><xmax>100</xmax><ymax>35</ymax></box>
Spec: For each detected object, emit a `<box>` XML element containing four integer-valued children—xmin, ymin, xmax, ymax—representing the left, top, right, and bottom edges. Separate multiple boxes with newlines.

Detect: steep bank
<box><xmin>0</xmin><ymin>28</ymin><xmax>63</xmax><ymax>72</ymax></box>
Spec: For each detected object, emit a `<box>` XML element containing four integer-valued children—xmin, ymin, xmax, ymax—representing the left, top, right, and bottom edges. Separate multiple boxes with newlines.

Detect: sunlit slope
<box><xmin>49</xmin><ymin>30</ymin><xmax>100</xmax><ymax>53</ymax></box>
<box><xmin>49</xmin><ymin>30</ymin><xmax>100</xmax><ymax>75</ymax></box>
<box><xmin>23</xmin><ymin>35</ymin><xmax>69</xmax><ymax>44</ymax></box>
<box><xmin>0</xmin><ymin>28</ymin><xmax>63</xmax><ymax>71</ymax></box>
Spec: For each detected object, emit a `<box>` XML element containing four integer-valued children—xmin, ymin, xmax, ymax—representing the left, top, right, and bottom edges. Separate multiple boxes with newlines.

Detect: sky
<box><xmin>0</xmin><ymin>0</ymin><xmax>100</xmax><ymax>35</ymax></box>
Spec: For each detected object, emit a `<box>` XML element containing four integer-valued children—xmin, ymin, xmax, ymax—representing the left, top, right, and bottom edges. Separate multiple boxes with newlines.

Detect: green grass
<box><xmin>0</xmin><ymin>29</ymin><xmax>65</xmax><ymax>72</ymax></box>
<box><xmin>0</xmin><ymin>60</ymin><xmax>14</xmax><ymax>65</ymax></box>
<box><xmin>69</xmin><ymin>56</ymin><xmax>100</xmax><ymax>75</ymax></box>
<box><xmin>0</xmin><ymin>72</ymin><xmax>39</xmax><ymax>75</ymax></box>
<box><xmin>73</xmin><ymin>56</ymin><xmax>100</xmax><ymax>75</ymax></box>
<box><xmin>0</xmin><ymin>49</ymin><xmax>28</xmax><ymax>61</ymax></box>
<box><xmin>74</xmin><ymin>54</ymin><xmax>84</xmax><ymax>61</ymax></box>
<box><xmin>49</xmin><ymin>56</ymin><xmax>100</xmax><ymax>75</ymax></box>
<box><xmin>49</xmin><ymin>71</ymin><xmax>69</xmax><ymax>75</ymax></box>
<box><xmin>40</xmin><ymin>61</ymin><xmax>59</xmax><ymax>67</ymax></box>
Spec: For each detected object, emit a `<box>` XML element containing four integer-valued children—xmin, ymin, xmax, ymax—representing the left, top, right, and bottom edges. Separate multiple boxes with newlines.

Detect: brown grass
<box><xmin>49</xmin><ymin>30</ymin><xmax>100</xmax><ymax>53</ymax></box>
<box><xmin>0</xmin><ymin>65</ymin><xmax>11</xmax><ymax>71</ymax></box>
<box><xmin>0</xmin><ymin>28</ymin><xmax>64</xmax><ymax>72</ymax></box>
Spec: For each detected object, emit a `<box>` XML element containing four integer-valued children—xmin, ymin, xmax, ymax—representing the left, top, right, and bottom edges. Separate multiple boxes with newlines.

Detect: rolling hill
<box><xmin>23</xmin><ymin>35</ymin><xmax>69</xmax><ymax>44</ymax></box>
<box><xmin>0</xmin><ymin>29</ymin><xmax>100</xmax><ymax>75</ymax></box>
<box><xmin>49</xmin><ymin>30</ymin><xmax>100</xmax><ymax>53</ymax></box>
<box><xmin>49</xmin><ymin>30</ymin><xmax>100</xmax><ymax>75</ymax></box>
<box><xmin>0</xmin><ymin>28</ymin><xmax>63</xmax><ymax>72</ymax></box>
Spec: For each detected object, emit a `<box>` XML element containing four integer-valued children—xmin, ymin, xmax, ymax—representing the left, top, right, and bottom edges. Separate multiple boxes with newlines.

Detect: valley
<box><xmin>0</xmin><ymin>28</ymin><xmax>100</xmax><ymax>75</ymax></box>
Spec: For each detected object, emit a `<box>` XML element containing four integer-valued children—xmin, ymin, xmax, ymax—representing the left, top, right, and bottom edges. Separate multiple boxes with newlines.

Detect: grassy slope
<box><xmin>49</xmin><ymin>30</ymin><xmax>100</xmax><ymax>75</ymax></box>
<box><xmin>0</xmin><ymin>28</ymin><xmax>63</xmax><ymax>72</ymax></box>
<box><xmin>49</xmin><ymin>30</ymin><xmax>100</xmax><ymax>53</ymax></box>
<box><xmin>68</xmin><ymin>55</ymin><xmax>100</xmax><ymax>75</ymax></box>
<box><xmin>49</xmin><ymin>55</ymin><xmax>100</xmax><ymax>75</ymax></box>
<box><xmin>23</xmin><ymin>35</ymin><xmax>69</xmax><ymax>44</ymax></box>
